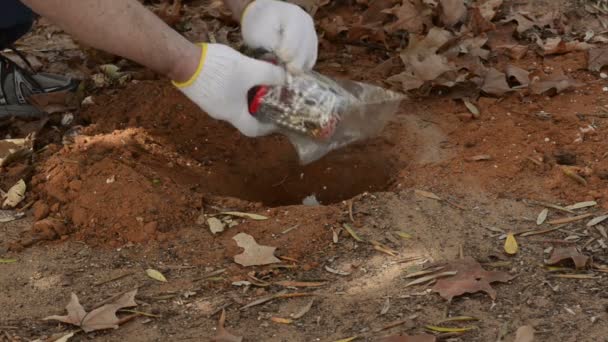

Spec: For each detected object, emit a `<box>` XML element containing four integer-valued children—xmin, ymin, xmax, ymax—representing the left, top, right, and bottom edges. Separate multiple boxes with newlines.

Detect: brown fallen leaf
<box><xmin>529</xmin><ymin>73</ymin><xmax>582</xmax><ymax>95</ymax></box>
<box><xmin>44</xmin><ymin>290</ymin><xmax>138</xmax><ymax>333</ymax></box>
<box><xmin>3</xmin><ymin>179</ymin><xmax>26</xmax><ymax>208</ymax></box>
<box><xmin>481</xmin><ymin>68</ymin><xmax>511</xmax><ymax>96</ymax></box>
<box><xmin>465</xmin><ymin>154</ymin><xmax>492</xmax><ymax>162</ymax></box>
<box><xmin>494</xmin><ymin>44</ymin><xmax>529</xmax><ymax>60</ymax></box>
<box><xmin>503</xmin><ymin>13</ymin><xmax>536</xmax><ymax>33</ymax></box>
<box><xmin>588</xmin><ymin>46</ymin><xmax>608</xmax><ymax>72</ymax></box>
<box><xmin>547</xmin><ymin>213</ymin><xmax>592</xmax><ymax>225</ymax></box>
<box><xmin>212</xmin><ymin>309</ymin><xmax>243</xmax><ymax>342</ymax></box>
<box><xmin>478</xmin><ymin>0</ymin><xmax>503</xmax><ymax>21</ymax></box>
<box><xmin>431</xmin><ymin>256</ymin><xmax>513</xmax><ymax>301</ymax></box>
<box><xmin>537</xmin><ymin>37</ymin><xmax>593</xmax><ymax>56</ymax></box>
<box><xmin>439</xmin><ymin>0</ymin><xmax>466</xmax><ymax>26</ymax></box>
<box><xmin>514</xmin><ymin>325</ymin><xmax>535</xmax><ymax>342</ymax></box>
<box><xmin>0</xmin><ymin>136</ymin><xmax>33</xmax><ymax>168</ymax></box>
<box><xmin>383</xmin><ymin>0</ymin><xmax>430</xmax><ymax>34</ymax></box>
<box><xmin>505</xmin><ymin>64</ymin><xmax>530</xmax><ymax>87</ymax></box>
<box><xmin>233</xmin><ymin>233</ymin><xmax>281</xmax><ymax>267</ymax></box>
<box><xmin>545</xmin><ymin>247</ymin><xmax>589</xmax><ymax>269</ymax></box>
<box><xmin>414</xmin><ymin>189</ymin><xmax>442</xmax><ymax>200</ymax></box>
<box><xmin>380</xmin><ymin>334</ymin><xmax>437</xmax><ymax>342</ymax></box>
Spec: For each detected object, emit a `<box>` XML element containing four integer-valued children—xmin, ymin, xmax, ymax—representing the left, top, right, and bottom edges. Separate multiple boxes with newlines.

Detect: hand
<box><xmin>240</xmin><ymin>0</ymin><xmax>318</xmax><ymax>72</ymax></box>
<box><xmin>173</xmin><ymin>43</ymin><xmax>285</xmax><ymax>137</ymax></box>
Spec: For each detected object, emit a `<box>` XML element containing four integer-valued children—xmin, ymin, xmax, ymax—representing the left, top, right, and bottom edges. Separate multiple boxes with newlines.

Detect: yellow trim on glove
<box><xmin>240</xmin><ymin>0</ymin><xmax>256</xmax><ymax>24</ymax></box>
<box><xmin>172</xmin><ymin>43</ymin><xmax>208</xmax><ymax>88</ymax></box>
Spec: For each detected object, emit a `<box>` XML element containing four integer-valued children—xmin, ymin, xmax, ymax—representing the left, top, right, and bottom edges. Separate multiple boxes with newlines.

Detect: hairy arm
<box><xmin>20</xmin><ymin>0</ymin><xmax>201</xmax><ymax>82</ymax></box>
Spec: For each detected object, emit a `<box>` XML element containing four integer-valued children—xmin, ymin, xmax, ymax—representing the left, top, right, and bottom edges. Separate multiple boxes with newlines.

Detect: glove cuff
<box><xmin>172</xmin><ymin>44</ymin><xmax>240</xmax><ymax>110</ymax></box>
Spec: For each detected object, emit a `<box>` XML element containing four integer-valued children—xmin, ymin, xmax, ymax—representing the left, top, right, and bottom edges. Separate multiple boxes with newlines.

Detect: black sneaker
<box><xmin>0</xmin><ymin>47</ymin><xmax>80</xmax><ymax>120</ymax></box>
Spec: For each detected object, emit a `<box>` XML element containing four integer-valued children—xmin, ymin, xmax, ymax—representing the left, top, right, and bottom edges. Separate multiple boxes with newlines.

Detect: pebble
<box><xmin>601</xmin><ymin>72</ymin><xmax>608</xmax><ymax>79</ymax></box>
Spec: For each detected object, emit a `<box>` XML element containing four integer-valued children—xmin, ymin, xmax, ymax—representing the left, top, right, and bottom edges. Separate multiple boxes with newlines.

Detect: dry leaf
<box><xmin>425</xmin><ymin>325</ymin><xmax>476</xmax><ymax>333</ymax></box>
<box><xmin>505</xmin><ymin>64</ymin><xmax>530</xmax><ymax>87</ymax></box>
<box><xmin>504</xmin><ymin>233</ymin><xmax>518</xmax><ymax>255</ymax></box>
<box><xmin>481</xmin><ymin>68</ymin><xmax>511</xmax><ymax>96</ymax></box>
<box><xmin>530</xmin><ymin>73</ymin><xmax>582</xmax><ymax>95</ymax></box>
<box><xmin>145</xmin><ymin>269</ymin><xmax>167</xmax><ymax>282</ymax></box>
<box><xmin>0</xmin><ymin>258</ymin><xmax>17</xmax><ymax>263</ymax></box>
<box><xmin>0</xmin><ymin>137</ymin><xmax>33</xmax><ymax>167</ymax></box>
<box><xmin>415</xmin><ymin>189</ymin><xmax>442</xmax><ymax>200</ymax></box>
<box><xmin>275</xmin><ymin>281</ymin><xmax>326</xmax><ymax>288</ymax></box>
<box><xmin>291</xmin><ymin>299</ymin><xmax>314</xmax><ymax>319</ymax></box>
<box><xmin>343</xmin><ymin>223</ymin><xmax>364</xmax><ymax>242</ymax></box>
<box><xmin>405</xmin><ymin>271</ymin><xmax>457</xmax><ymax>287</ymax></box>
<box><xmin>494</xmin><ymin>44</ymin><xmax>529</xmax><ymax>60</ymax></box>
<box><xmin>478</xmin><ymin>0</ymin><xmax>503</xmax><ymax>20</ymax></box>
<box><xmin>546</xmin><ymin>247</ymin><xmax>589</xmax><ymax>269</ymax></box>
<box><xmin>270</xmin><ymin>317</ymin><xmax>293</xmax><ymax>324</ymax></box>
<box><xmin>380</xmin><ymin>334</ymin><xmax>437</xmax><ymax>342</ymax></box>
<box><xmin>54</xmin><ymin>331</ymin><xmax>76</xmax><ymax>342</ymax></box>
<box><xmin>383</xmin><ymin>0</ymin><xmax>429</xmax><ymax>34</ymax></box>
<box><xmin>325</xmin><ymin>265</ymin><xmax>351</xmax><ymax>276</ymax></box>
<box><xmin>514</xmin><ymin>325</ymin><xmax>535</xmax><ymax>342</ymax></box>
<box><xmin>588</xmin><ymin>46</ymin><xmax>608</xmax><ymax>72</ymax></box>
<box><xmin>220</xmin><ymin>211</ymin><xmax>268</xmax><ymax>220</ymax></box>
<box><xmin>537</xmin><ymin>37</ymin><xmax>593</xmax><ymax>56</ymax></box>
<box><xmin>212</xmin><ymin>309</ymin><xmax>243</xmax><ymax>342</ymax></box>
<box><xmin>537</xmin><ymin>209</ymin><xmax>549</xmax><ymax>225</ymax></box>
<box><xmin>465</xmin><ymin>154</ymin><xmax>492</xmax><ymax>162</ymax></box>
<box><xmin>565</xmin><ymin>201</ymin><xmax>597</xmax><ymax>210</ymax></box>
<box><xmin>3</xmin><ymin>179</ymin><xmax>26</xmax><ymax>208</ymax></box>
<box><xmin>233</xmin><ymin>233</ymin><xmax>281</xmax><ymax>267</ymax></box>
<box><xmin>44</xmin><ymin>290</ymin><xmax>138</xmax><ymax>333</ymax></box>
<box><xmin>0</xmin><ymin>210</ymin><xmax>24</xmax><ymax>223</ymax></box>
<box><xmin>431</xmin><ymin>256</ymin><xmax>513</xmax><ymax>301</ymax></box>
<box><xmin>463</xmin><ymin>99</ymin><xmax>480</xmax><ymax>118</ymax></box>
<box><xmin>587</xmin><ymin>214</ymin><xmax>608</xmax><ymax>227</ymax></box>
<box><xmin>439</xmin><ymin>0</ymin><xmax>466</xmax><ymax>26</ymax></box>
<box><xmin>208</xmin><ymin>217</ymin><xmax>226</xmax><ymax>234</ymax></box>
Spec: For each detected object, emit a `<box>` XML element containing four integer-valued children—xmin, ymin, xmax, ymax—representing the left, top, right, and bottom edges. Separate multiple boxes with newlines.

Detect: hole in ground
<box><xmin>77</xmin><ymin>82</ymin><xmax>404</xmax><ymax>207</ymax></box>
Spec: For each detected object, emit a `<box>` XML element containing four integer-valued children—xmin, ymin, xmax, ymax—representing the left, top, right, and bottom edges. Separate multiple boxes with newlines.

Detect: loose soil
<box><xmin>1</xmin><ymin>1</ymin><xmax>608</xmax><ymax>342</ymax></box>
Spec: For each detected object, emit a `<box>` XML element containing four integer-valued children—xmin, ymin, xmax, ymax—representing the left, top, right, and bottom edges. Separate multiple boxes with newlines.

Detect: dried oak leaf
<box><xmin>381</xmin><ymin>334</ymin><xmax>437</xmax><ymax>342</ymax></box>
<box><xmin>529</xmin><ymin>73</ymin><xmax>582</xmax><ymax>95</ymax></box>
<box><xmin>400</xmin><ymin>27</ymin><xmax>454</xmax><ymax>80</ymax></box>
<box><xmin>212</xmin><ymin>309</ymin><xmax>243</xmax><ymax>342</ymax></box>
<box><xmin>478</xmin><ymin>0</ymin><xmax>503</xmax><ymax>21</ymax></box>
<box><xmin>233</xmin><ymin>233</ymin><xmax>281</xmax><ymax>267</ymax></box>
<box><xmin>546</xmin><ymin>247</ymin><xmax>589</xmax><ymax>269</ymax></box>
<box><xmin>431</xmin><ymin>256</ymin><xmax>513</xmax><ymax>302</ymax></box>
<box><xmin>439</xmin><ymin>0</ymin><xmax>467</xmax><ymax>27</ymax></box>
<box><xmin>362</xmin><ymin>0</ymin><xmax>395</xmax><ymax>24</ymax></box>
<box><xmin>44</xmin><ymin>290</ymin><xmax>138</xmax><ymax>333</ymax></box>
<box><xmin>537</xmin><ymin>37</ymin><xmax>593</xmax><ymax>56</ymax></box>
<box><xmin>505</xmin><ymin>64</ymin><xmax>529</xmax><ymax>87</ymax></box>
<box><xmin>468</xmin><ymin>6</ymin><xmax>495</xmax><ymax>34</ymax></box>
<box><xmin>588</xmin><ymin>46</ymin><xmax>608</xmax><ymax>72</ymax></box>
<box><xmin>503</xmin><ymin>13</ymin><xmax>536</xmax><ymax>34</ymax></box>
<box><xmin>383</xmin><ymin>0</ymin><xmax>431</xmax><ymax>34</ymax></box>
<box><xmin>481</xmin><ymin>68</ymin><xmax>511</xmax><ymax>96</ymax></box>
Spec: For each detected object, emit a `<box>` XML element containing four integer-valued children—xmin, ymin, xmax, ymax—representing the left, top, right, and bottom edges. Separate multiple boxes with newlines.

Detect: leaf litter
<box><xmin>545</xmin><ymin>247</ymin><xmax>590</xmax><ymax>269</ymax></box>
<box><xmin>232</xmin><ymin>233</ymin><xmax>281</xmax><ymax>267</ymax></box>
<box><xmin>431</xmin><ymin>256</ymin><xmax>513</xmax><ymax>301</ymax></box>
<box><xmin>44</xmin><ymin>290</ymin><xmax>138</xmax><ymax>332</ymax></box>
<box><xmin>212</xmin><ymin>309</ymin><xmax>243</xmax><ymax>342</ymax></box>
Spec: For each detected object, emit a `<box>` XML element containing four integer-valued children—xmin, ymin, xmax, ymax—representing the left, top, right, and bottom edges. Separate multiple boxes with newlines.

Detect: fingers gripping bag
<box><xmin>246</xmin><ymin>51</ymin><xmax>406</xmax><ymax>165</ymax></box>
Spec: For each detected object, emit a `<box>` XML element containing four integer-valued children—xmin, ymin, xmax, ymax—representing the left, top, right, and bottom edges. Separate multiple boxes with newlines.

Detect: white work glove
<box><xmin>173</xmin><ymin>43</ymin><xmax>285</xmax><ymax>137</ymax></box>
<box><xmin>241</xmin><ymin>0</ymin><xmax>318</xmax><ymax>72</ymax></box>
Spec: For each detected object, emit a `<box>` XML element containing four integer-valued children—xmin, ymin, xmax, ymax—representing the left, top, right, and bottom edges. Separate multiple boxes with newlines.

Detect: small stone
<box><xmin>32</xmin><ymin>201</ymin><xmax>50</xmax><ymax>221</ymax></box>
<box><xmin>603</xmin><ymin>87</ymin><xmax>608</xmax><ymax>92</ymax></box>
<box><xmin>600</xmin><ymin>73</ymin><xmax>608</xmax><ymax>79</ymax></box>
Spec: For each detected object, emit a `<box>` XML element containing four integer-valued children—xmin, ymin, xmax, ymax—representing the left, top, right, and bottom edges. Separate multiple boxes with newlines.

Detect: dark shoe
<box><xmin>0</xmin><ymin>47</ymin><xmax>80</xmax><ymax>120</ymax></box>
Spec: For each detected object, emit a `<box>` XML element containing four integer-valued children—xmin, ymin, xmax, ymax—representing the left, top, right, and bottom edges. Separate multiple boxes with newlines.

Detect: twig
<box><xmin>94</xmin><ymin>271</ymin><xmax>135</xmax><ymax>286</ymax></box>
<box><xmin>547</xmin><ymin>213</ymin><xmax>592</xmax><ymax>225</ymax></box>
<box><xmin>518</xmin><ymin>224</ymin><xmax>568</xmax><ymax>237</ymax></box>
<box><xmin>117</xmin><ymin>313</ymin><xmax>139</xmax><ymax>326</ymax></box>
<box><xmin>523</xmin><ymin>199</ymin><xmax>575</xmax><ymax>214</ymax></box>
<box><xmin>348</xmin><ymin>199</ymin><xmax>355</xmax><ymax>223</ymax></box>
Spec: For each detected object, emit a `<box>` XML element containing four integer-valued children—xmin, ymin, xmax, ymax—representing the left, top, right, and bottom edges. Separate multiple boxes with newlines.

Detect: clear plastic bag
<box><xmin>248</xmin><ymin>70</ymin><xmax>405</xmax><ymax>164</ymax></box>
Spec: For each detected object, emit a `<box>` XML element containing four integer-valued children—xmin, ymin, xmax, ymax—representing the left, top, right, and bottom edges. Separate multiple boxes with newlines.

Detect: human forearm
<box><xmin>20</xmin><ymin>0</ymin><xmax>200</xmax><ymax>82</ymax></box>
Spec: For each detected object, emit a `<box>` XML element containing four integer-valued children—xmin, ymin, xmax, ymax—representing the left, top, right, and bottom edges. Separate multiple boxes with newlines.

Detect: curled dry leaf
<box><xmin>514</xmin><ymin>325</ymin><xmax>535</xmax><ymax>342</ymax></box>
<box><xmin>3</xmin><ymin>179</ymin><xmax>26</xmax><ymax>208</ymax></box>
<box><xmin>546</xmin><ymin>247</ymin><xmax>589</xmax><ymax>269</ymax></box>
<box><xmin>588</xmin><ymin>46</ymin><xmax>608</xmax><ymax>72</ymax></box>
<box><xmin>380</xmin><ymin>334</ymin><xmax>437</xmax><ymax>342</ymax></box>
<box><xmin>44</xmin><ymin>290</ymin><xmax>138</xmax><ymax>333</ymax></box>
<box><xmin>0</xmin><ymin>136</ymin><xmax>33</xmax><ymax>167</ymax></box>
<box><xmin>233</xmin><ymin>233</ymin><xmax>281</xmax><ymax>267</ymax></box>
<box><xmin>505</xmin><ymin>64</ymin><xmax>530</xmax><ymax>87</ymax></box>
<box><xmin>530</xmin><ymin>73</ymin><xmax>582</xmax><ymax>95</ymax></box>
<box><xmin>212</xmin><ymin>309</ymin><xmax>243</xmax><ymax>342</ymax></box>
<box><xmin>431</xmin><ymin>256</ymin><xmax>513</xmax><ymax>301</ymax></box>
<box><xmin>439</xmin><ymin>0</ymin><xmax>466</xmax><ymax>26</ymax></box>
<box><xmin>145</xmin><ymin>269</ymin><xmax>167</xmax><ymax>282</ymax></box>
<box><xmin>383</xmin><ymin>0</ymin><xmax>429</xmax><ymax>34</ymax></box>
<box><xmin>481</xmin><ymin>68</ymin><xmax>511</xmax><ymax>96</ymax></box>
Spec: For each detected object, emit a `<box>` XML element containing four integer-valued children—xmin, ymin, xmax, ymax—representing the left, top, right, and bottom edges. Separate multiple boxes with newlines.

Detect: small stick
<box><xmin>94</xmin><ymin>271</ymin><xmax>135</xmax><ymax>286</ymax></box>
<box><xmin>348</xmin><ymin>200</ymin><xmax>355</xmax><ymax>223</ymax></box>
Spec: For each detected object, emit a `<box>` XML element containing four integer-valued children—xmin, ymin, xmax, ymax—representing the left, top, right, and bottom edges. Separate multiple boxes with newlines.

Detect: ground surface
<box><xmin>1</xmin><ymin>1</ymin><xmax>608</xmax><ymax>341</ymax></box>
